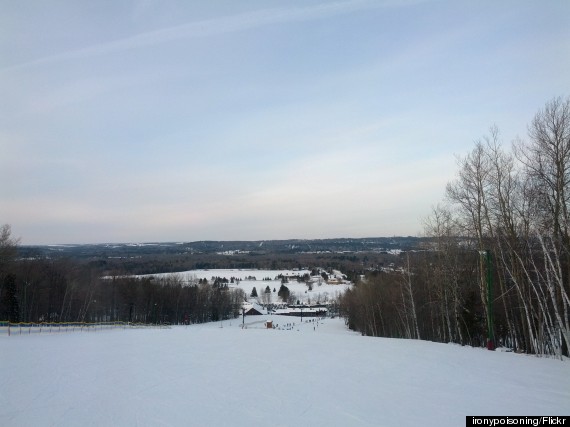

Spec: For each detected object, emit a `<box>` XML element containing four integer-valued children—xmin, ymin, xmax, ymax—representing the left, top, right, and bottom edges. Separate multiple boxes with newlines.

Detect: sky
<box><xmin>1</xmin><ymin>0</ymin><xmax>569</xmax><ymax>245</ymax></box>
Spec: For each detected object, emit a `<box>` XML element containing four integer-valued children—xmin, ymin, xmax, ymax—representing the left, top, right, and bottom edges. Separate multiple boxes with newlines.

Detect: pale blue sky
<box><xmin>1</xmin><ymin>0</ymin><xmax>569</xmax><ymax>244</ymax></box>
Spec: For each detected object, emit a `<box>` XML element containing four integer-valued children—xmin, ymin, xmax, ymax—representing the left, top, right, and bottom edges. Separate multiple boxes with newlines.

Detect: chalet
<box><xmin>242</xmin><ymin>302</ymin><xmax>264</xmax><ymax>316</ymax></box>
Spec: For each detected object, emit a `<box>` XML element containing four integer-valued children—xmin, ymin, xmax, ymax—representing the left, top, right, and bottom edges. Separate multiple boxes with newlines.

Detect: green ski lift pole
<box><xmin>485</xmin><ymin>249</ymin><xmax>495</xmax><ymax>350</ymax></box>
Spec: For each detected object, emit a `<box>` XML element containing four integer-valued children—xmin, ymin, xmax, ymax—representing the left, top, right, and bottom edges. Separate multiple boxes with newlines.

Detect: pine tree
<box><xmin>278</xmin><ymin>284</ymin><xmax>290</xmax><ymax>302</ymax></box>
<box><xmin>1</xmin><ymin>274</ymin><xmax>19</xmax><ymax>322</ymax></box>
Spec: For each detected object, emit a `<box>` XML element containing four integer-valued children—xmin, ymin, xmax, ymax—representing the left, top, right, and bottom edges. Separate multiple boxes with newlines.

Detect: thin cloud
<box><xmin>2</xmin><ymin>0</ymin><xmax>431</xmax><ymax>72</ymax></box>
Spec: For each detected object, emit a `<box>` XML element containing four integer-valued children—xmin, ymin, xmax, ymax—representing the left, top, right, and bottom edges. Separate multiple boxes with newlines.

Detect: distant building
<box><xmin>242</xmin><ymin>302</ymin><xmax>264</xmax><ymax>316</ymax></box>
<box><xmin>273</xmin><ymin>305</ymin><xmax>328</xmax><ymax>317</ymax></box>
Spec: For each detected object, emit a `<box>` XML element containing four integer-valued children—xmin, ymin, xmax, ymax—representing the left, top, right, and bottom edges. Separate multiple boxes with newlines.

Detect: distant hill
<box><xmin>18</xmin><ymin>236</ymin><xmax>428</xmax><ymax>260</ymax></box>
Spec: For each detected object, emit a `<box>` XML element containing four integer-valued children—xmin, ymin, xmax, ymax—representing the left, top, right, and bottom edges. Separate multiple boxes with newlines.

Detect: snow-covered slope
<box><xmin>1</xmin><ymin>316</ymin><xmax>568</xmax><ymax>427</ymax></box>
<box><xmin>137</xmin><ymin>268</ymin><xmax>351</xmax><ymax>304</ymax></box>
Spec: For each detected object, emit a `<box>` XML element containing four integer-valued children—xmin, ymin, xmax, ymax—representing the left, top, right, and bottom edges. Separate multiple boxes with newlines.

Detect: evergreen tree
<box><xmin>278</xmin><ymin>284</ymin><xmax>290</xmax><ymax>302</ymax></box>
<box><xmin>1</xmin><ymin>274</ymin><xmax>19</xmax><ymax>322</ymax></box>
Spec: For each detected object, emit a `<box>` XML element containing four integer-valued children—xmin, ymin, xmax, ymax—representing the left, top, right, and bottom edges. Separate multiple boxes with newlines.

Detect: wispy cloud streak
<box><xmin>2</xmin><ymin>0</ymin><xmax>429</xmax><ymax>71</ymax></box>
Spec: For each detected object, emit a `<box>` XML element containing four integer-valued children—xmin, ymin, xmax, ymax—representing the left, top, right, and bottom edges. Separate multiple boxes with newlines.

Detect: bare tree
<box><xmin>0</xmin><ymin>224</ymin><xmax>20</xmax><ymax>275</ymax></box>
<box><xmin>519</xmin><ymin>96</ymin><xmax>570</xmax><ymax>356</ymax></box>
<box><xmin>0</xmin><ymin>225</ymin><xmax>20</xmax><ymax>322</ymax></box>
<box><xmin>401</xmin><ymin>253</ymin><xmax>420</xmax><ymax>339</ymax></box>
<box><xmin>517</xmin><ymin>96</ymin><xmax>570</xmax><ymax>241</ymax></box>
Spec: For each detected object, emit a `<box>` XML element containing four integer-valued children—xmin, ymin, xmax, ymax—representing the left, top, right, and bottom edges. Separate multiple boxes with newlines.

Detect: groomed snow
<box><xmin>1</xmin><ymin>316</ymin><xmax>569</xmax><ymax>427</ymax></box>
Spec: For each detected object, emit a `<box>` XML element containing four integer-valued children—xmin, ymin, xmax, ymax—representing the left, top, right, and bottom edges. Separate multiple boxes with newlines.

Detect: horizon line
<box><xmin>21</xmin><ymin>235</ymin><xmax>425</xmax><ymax>247</ymax></box>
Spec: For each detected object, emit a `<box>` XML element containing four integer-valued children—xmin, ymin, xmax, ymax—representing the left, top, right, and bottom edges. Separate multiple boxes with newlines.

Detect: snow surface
<box><xmin>137</xmin><ymin>269</ymin><xmax>351</xmax><ymax>304</ymax></box>
<box><xmin>1</xmin><ymin>316</ymin><xmax>569</xmax><ymax>427</ymax></box>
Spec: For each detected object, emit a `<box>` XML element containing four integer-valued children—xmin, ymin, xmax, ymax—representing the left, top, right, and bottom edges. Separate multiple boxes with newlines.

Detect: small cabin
<box><xmin>242</xmin><ymin>302</ymin><xmax>264</xmax><ymax>316</ymax></box>
<box><xmin>244</xmin><ymin>306</ymin><xmax>263</xmax><ymax>316</ymax></box>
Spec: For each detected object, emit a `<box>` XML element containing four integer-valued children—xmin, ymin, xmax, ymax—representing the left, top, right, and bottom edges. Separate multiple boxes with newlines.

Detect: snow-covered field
<box><xmin>138</xmin><ymin>269</ymin><xmax>351</xmax><ymax>304</ymax></box>
<box><xmin>1</xmin><ymin>316</ymin><xmax>569</xmax><ymax>427</ymax></box>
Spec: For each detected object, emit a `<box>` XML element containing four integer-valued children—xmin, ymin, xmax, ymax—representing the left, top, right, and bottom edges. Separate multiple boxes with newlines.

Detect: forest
<box><xmin>0</xmin><ymin>225</ymin><xmax>407</xmax><ymax>327</ymax></box>
<box><xmin>341</xmin><ymin>96</ymin><xmax>570</xmax><ymax>357</ymax></box>
<box><xmin>0</xmin><ymin>238</ymin><xmax>246</xmax><ymax>326</ymax></box>
<box><xmin>0</xmin><ymin>229</ymin><xmax>392</xmax><ymax>326</ymax></box>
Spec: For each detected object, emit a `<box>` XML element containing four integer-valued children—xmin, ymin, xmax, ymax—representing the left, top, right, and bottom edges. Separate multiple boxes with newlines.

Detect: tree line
<box><xmin>341</xmin><ymin>96</ymin><xmax>570</xmax><ymax>357</ymax></box>
<box><xmin>0</xmin><ymin>230</ymin><xmax>244</xmax><ymax>325</ymax></box>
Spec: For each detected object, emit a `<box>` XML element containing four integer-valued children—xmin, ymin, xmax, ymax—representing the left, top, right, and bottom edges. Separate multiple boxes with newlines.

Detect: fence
<box><xmin>0</xmin><ymin>321</ymin><xmax>170</xmax><ymax>336</ymax></box>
